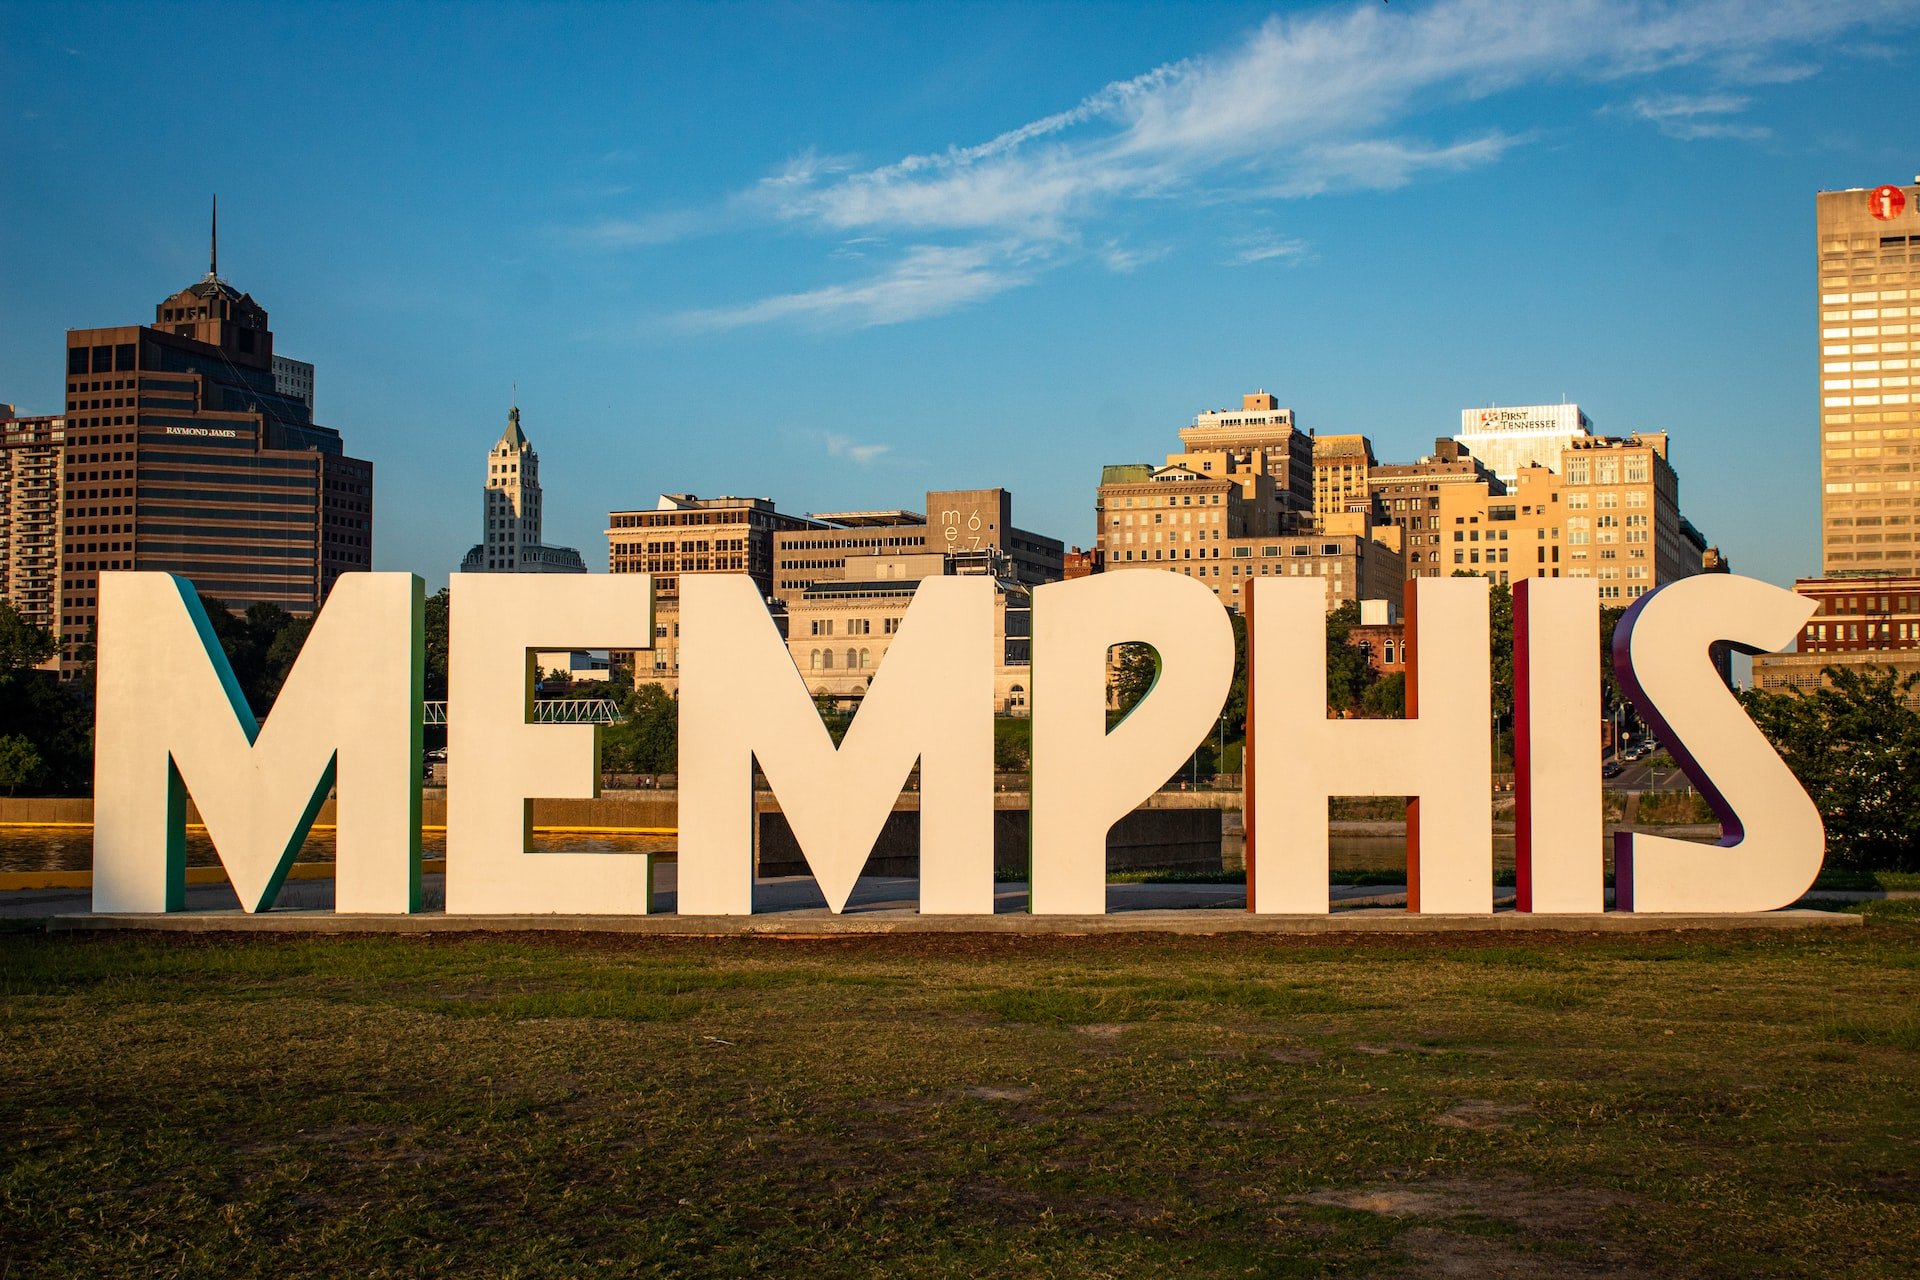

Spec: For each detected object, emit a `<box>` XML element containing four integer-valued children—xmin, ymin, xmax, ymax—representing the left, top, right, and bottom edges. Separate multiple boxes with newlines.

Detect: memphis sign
<box><xmin>90</xmin><ymin>570</ymin><xmax>1823</xmax><ymax>918</ymax></box>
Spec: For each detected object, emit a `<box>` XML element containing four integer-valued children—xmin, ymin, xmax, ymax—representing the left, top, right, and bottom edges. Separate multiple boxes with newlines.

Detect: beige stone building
<box><xmin>1095</xmin><ymin>458</ymin><xmax>1402</xmax><ymax>612</ymax></box>
<box><xmin>1095</xmin><ymin>393</ymin><xmax>1405</xmax><ymax>612</ymax></box>
<box><xmin>607</xmin><ymin>494</ymin><xmax>820</xmax><ymax>690</ymax></box>
<box><xmin>1175</xmin><ymin>391</ymin><xmax>1314</xmax><ymax>532</ymax></box>
<box><xmin>1557</xmin><ymin>432</ymin><xmax>1707</xmax><ymax>602</ymax></box>
<box><xmin>1818</xmin><ymin>181</ymin><xmax>1920</xmax><ymax>575</ymax></box>
<box><xmin>1368</xmin><ymin>431</ymin><xmax>1709</xmax><ymax>598</ymax></box>
<box><xmin>1311</xmin><ymin>433</ymin><xmax>1376</xmax><ymax>528</ymax></box>
<box><xmin>772</xmin><ymin>488</ymin><xmax>1062</xmax><ymax>602</ymax></box>
<box><xmin>459</xmin><ymin>406</ymin><xmax>585</xmax><ymax>575</ymax></box>
<box><xmin>636</xmin><ymin>548</ymin><xmax>1039</xmax><ymax>714</ymax></box>
<box><xmin>1370</xmin><ymin>440</ymin><xmax>1504</xmax><ymax>579</ymax></box>
<box><xmin>0</xmin><ymin>407</ymin><xmax>65</xmax><ymax>644</ymax></box>
<box><xmin>1212</xmin><ymin>529</ymin><xmax>1405</xmax><ymax>613</ymax></box>
<box><xmin>616</xmin><ymin>488</ymin><xmax>1060</xmax><ymax>712</ymax></box>
<box><xmin>784</xmin><ymin>552</ymin><xmax>1035</xmax><ymax>714</ymax></box>
<box><xmin>1094</xmin><ymin>392</ymin><xmax>1323</xmax><ymax>571</ymax></box>
<box><xmin>607</xmin><ymin>494</ymin><xmax>821</xmax><ymax>603</ymax></box>
<box><xmin>1095</xmin><ymin>463</ymin><xmax>1250</xmax><ymax>571</ymax></box>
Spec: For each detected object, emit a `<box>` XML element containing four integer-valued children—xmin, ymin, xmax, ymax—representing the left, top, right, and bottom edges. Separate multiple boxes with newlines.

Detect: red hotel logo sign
<box><xmin>1869</xmin><ymin>185</ymin><xmax>1906</xmax><ymax>221</ymax></box>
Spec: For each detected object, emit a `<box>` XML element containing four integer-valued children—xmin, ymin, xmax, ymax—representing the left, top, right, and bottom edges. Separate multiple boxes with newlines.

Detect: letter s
<box><xmin>1612</xmin><ymin>575</ymin><xmax>1823</xmax><ymax>912</ymax></box>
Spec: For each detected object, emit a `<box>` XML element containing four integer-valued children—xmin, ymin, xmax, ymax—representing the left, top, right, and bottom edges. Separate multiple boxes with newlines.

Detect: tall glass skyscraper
<box><xmin>1818</xmin><ymin>180</ymin><xmax>1920</xmax><ymax>576</ymax></box>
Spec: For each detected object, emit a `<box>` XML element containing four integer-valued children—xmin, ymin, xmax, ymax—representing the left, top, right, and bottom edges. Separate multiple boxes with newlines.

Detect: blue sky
<box><xmin>4</xmin><ymin>0</ymin><xmax>1919</xmax><ymax>588</ymax></box>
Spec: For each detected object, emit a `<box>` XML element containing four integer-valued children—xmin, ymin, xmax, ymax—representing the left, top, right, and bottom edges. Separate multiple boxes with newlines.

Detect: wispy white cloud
<box><xmin>824</xmin><ymin>433</ymin><xmax>893</xmax><ymax>465</ymax></box>
<box><xmin>1263</xmin><ymin>130</ymin><xmax>1531</xmax><ymax>199</ymax></box>
<box><xmin>597</xmin><ymin>0</ymin><xmax>1913</xmax><ymax>329</ymax></box>
<box><xmin>568</xmin><ymin>209</ymin><xmax>716</xmax><ymax>249</ymax></box>
<box><xmin>1230</xmin><ymin>235</ymin><xmax>1311</xmax><ymax>267</ymax></box>
<box><xmin>675</xmin><ymin>243</ymin><xmax>1033</xmax><ymax>330</ymax></box>
<box><xmin>1100</xmin><ymin>241</ymin><xmax>1172</xmax><ymax>273</ymax></box>
<box><xmin>1621</xmin><ymin>90</ymin><xmax>1770</xmax><ymax>138</ymax></box>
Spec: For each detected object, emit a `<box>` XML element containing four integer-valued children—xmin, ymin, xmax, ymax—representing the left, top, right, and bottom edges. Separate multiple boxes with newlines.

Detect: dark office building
<box><xmin>58</xmin><ymin>231</ymin><xmax>372</xmax><ymax>666</ymax></box>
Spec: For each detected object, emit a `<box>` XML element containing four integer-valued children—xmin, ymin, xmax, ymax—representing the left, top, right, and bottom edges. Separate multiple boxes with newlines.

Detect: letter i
<box><xmin>1512</xmin><ymin>578</ymin><xmax>1603</xmax><ymax>913</ymax></box>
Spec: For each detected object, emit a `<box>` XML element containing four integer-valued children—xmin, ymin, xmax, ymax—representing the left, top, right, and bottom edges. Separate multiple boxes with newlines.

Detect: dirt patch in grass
<box><xmin>1300</xmin><ymin>1174</ymin><xmax>1655</xmax><ymax>1277</ymax></box>
<box><xmin>1073</xmin><ymin>1022</ymin><xmax>1137</xmax><ymax>1039</ymax></box>
<box><xmin>1390</xmin><ymin>1224</ymin><xmax>1649</xmax><ymax>1279</ymax></box>
<box><xmin>1429</xmin><ymin>1100</ymin><xmax>1534</xmax><ymax>1131</ymax></box>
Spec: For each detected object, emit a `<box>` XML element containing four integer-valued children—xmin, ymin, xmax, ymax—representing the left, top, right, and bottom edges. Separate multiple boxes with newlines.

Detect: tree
<box><xmin>0</xmin><ymin>603</ymin><xmax>90</xmax><ymax>794</ymax></box>
<box><xmin>195</xmin><ymin>594</ymin><xmax>310</xmax><ymax>716</ymax></box>
<box><xmin>0</xmin><ymin>600</ymin><xmax>56</xmax><ymax>671</ymax></box>
<box><xmin>261</xmin><ymin>614</ymin><xmax>313</xmax><ymax>707</ymax></box>
<box><xmin>1599</xmin><ymin>604</ymin><xmax>1629</xmax><ymax>715</ymax></box>
<box><xmin>1324</xmin><ymin>602</ymin><xmax>1376</xmax><ymax>714</ymax></box>
<box><xmin>1487</xmin><ymin>579</ymin><xmax>1514</xmax><ymax>730</ymax></box>
<box><xmin>423</xmin><ymin>588</ymin><xmax>451</xmax><ymax>702</ymax></box>
<box><xmin>1108</xmin><ymin>643</ymin><xmax>1158</xmax><ymax>719</ymax></box>
<box><xmin>0</xmin><ymin>734</ymin><xmax>43</xmax><ymax>796</ymax></box>
<box><xmin>1361</xmin><ymin>671</ymin><xmax>1406</xmax><ymax>719</ymax></box>
<box><xmin>1741</xmin><ymin>665</ymin><xmax>1920</xmax><ymax>872</ymax></box>
<box><xmin>993</xmin><ymin>716</ymin><xmax>1031</xmax><ymax>771</ymax></box>
<box><xmin>602</xmin><ymin>682</ymin><xmax>679</xmax><ymax>774</ymax></box>
<box><xmin>1222</xmin><ymin>612</ymin><xmax>1249</xmax><ymax>739</ymax></box>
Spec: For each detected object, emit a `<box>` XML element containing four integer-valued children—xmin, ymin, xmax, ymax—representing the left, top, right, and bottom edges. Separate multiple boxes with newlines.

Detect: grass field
<box><xmin>3</xmin><ymin>907</ymin><xmax>1918</xmax><ymax>1278</ymax></box>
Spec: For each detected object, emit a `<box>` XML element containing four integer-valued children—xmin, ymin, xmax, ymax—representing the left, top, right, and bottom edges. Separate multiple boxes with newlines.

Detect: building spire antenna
<box><xmin>210</xmin><ymin>195</ymin><xmax>218</xmax><ymax>280</ymax></box>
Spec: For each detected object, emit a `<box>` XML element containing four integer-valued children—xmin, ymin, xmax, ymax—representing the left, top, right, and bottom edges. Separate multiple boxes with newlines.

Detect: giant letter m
<box><xmin>91</xmin><ymin>573</ymin><xmax>423</xmax><ymax>914</ymax></box>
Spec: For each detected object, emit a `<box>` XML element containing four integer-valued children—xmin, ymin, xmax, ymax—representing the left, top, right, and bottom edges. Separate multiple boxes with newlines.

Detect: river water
<box><xmin>0</xmin><ymin>828</ymin><xmax>677</xmax><ymax>874</ymax></box>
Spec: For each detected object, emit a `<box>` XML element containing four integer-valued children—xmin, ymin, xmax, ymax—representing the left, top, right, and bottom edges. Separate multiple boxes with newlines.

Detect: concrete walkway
<box><xmin>8</xmin><ymin>870</ymin><xmax>1341</xmax><ymax>920</ymax></box>
<box><xmin>7</xmin><ymin>864</ymin><xmax>1861</xmax><ymax>934</ymax></box>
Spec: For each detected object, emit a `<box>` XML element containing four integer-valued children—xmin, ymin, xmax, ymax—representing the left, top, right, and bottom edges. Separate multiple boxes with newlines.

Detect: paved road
<box><xmin>1602</xmin><ymin>759</ymin><xmax>1695</xmax><ymax>791</ymax></box>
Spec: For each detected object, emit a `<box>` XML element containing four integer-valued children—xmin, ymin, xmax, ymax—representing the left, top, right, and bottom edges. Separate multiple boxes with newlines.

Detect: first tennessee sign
<box><xmin>91</xmin><ymin>570</ymin><xmax>1824</xmax><ymax>918</ymax></box>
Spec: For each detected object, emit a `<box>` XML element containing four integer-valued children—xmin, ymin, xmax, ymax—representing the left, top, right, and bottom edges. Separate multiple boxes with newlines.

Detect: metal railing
<box><xmin>423</xmin><ymin>699</ymin><xmax>623</xmax><ymax>725</ymax></box>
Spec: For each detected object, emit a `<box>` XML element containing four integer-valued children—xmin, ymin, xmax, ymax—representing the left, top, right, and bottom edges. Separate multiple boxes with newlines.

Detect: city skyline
<box><xmin>4</xmin><ymin>1</ymin><xmax>1920</xmax><ymax>587</ymax></box>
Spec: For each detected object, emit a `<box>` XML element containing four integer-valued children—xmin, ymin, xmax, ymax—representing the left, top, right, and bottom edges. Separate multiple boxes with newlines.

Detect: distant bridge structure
<box><xmin>422</xmin><ymin>700</ymin><xmax>624</xmax><ymax>726</ymax></box>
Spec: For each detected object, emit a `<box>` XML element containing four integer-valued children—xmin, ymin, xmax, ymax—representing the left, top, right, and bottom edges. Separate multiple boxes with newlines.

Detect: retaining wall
<box><xmin>756</xmin><ymin>808</ymin><xmax>1223</xmax><ymax>878</ymax></box>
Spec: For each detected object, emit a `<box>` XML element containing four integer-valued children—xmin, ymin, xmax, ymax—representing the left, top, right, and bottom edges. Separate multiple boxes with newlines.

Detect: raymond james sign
<box><xmin>90</xmin><ymin>571</ymin><xmax>1823</xmax><ymax>919</ymax></box>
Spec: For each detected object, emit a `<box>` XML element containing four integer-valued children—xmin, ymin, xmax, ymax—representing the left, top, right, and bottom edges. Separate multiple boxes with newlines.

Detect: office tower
<box><xmin>1557</xmin><ymin>432</ymin><xmax>1708</xmax><ymax>600</ymax></box>
<box><xmin>1369</xmin><ymin>440</ymin><xmax>1503</xmax><ymax>579</ymax></box>
<box><xmin>1176</xmin><ymin>391</ymin><xmax>1314</xmax><ymax>529</ymax></box>
<box><xmin>459</xmin><ymin>405</ymin><xmax>585</xmax><ymax>573</ymax></box>
<box><xmin>57</xmin><ymin>215</ymin><xmax>373</xmax><ymax>666</ymax></box>
<box><xmin>783</xmin><ymin>549</ymin><xmax>1035</xmax><ymax>714</ymax></box>
<box><xmin>1311</xmin><ymin>433</ymin><xmax>1377</xmax><ymax>528</ymax></box>
<box><xmin>0</xmin><ymin>406</ymin><xmax>66</xmax><ymax>642</ymax></box>
<box><xmin>772</xmin><ymin>488</ymin><xmax>1063</xmax><ymax>602</ymax></box>
<box><xmin>1370</xmin><ymin>429</ymin><xmax>1708</xmax><ymax>597</ymax></box>
<box><xmin>1755</xmin><ymin>180</ymin><xmax>1920</xmax><ymax>703</ymax></box>
<box><xmin>608</xmin><ymin>486</ymin><xmax>1064</xmax><ymax>698</ymax></box>
<box><xmin>271</xmin><ymin>355</ymin><xmax>315</xmax><ymax>413</ymax></box>
<box><xmin>1453</xmin><ymin>403</ymin><xmax>1594</xmax><ymax>488</ymax></box>
<box><xmin>1818</xmin><ymin>180</ymin><xmax>1920</xmax><ymax>574</ymax></box>
<box><xmin>607</xmin><ymin>494</ymin><xmax>819</xmax><ymax>603</ymax></box>
<box><xmin>1094</xmin><ymin>396</ymin><xmax>1404</xmax><ymax>613</ymax></box>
